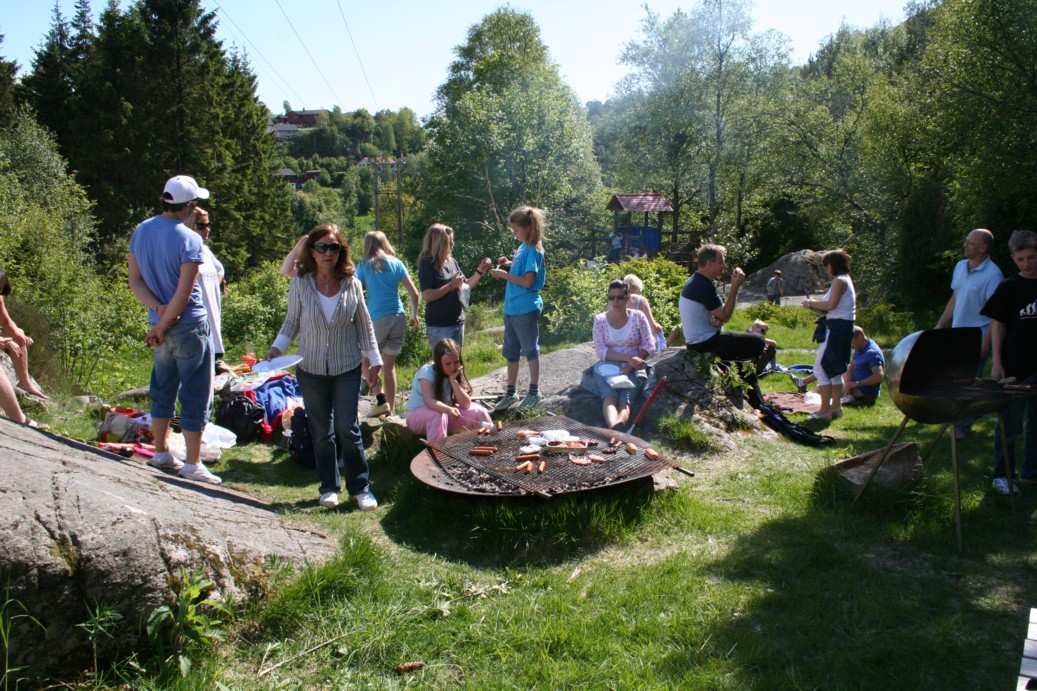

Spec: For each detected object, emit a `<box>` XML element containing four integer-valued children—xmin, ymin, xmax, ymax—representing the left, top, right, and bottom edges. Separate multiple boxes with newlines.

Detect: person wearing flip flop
<box><xmin>0</xmin><ymin>270</ymin><xmax>42</xmax><ymax>428</ymax></box>
<box><xmin>800</xmin><ymin>249</ymin><xmax>856</xmax><ymax>422</ymax></box>
<box><xmin>267</xmin><ymin>224</ymin><xmax>382</xmax><ymax>511</ymax></box>
<box><xmin>490</xmin><ymin>206</ymin><xmax>548</xmax><ymax>410</ymax></box>
<box><xmin>127</xmin><ymin>175</ymin><xmax>221</xmax><ymax>485</ymax></box>
<box><xmin>590</xmin><ymin>279</ymin><xmax>656</xmax><ymax>429</ymax></box>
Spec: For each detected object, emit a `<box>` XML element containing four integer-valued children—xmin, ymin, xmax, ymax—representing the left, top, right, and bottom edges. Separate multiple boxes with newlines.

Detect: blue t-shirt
<box><xmin>356</xmin><ymin>255</ymin><xmax>408</xmax><ymax>321</ymax></box>
<box><xmin>850</xmin><ymin>338</ymin><xmax>885</xmax><ymax>398</ymax></box>
<box><xmin>679</xmin><ymin>273</ymin><xmax>721</xmax><ymax>345</ymax></box>
<box><xmin>503</xmin><ymin>243</ymin><xmax>546</xmax><ymax>316</ymax></box>
<box><xmin>951</xmin><ymin>257</ymin><xmax>1003</xmax><ymax>330</ymax></box>
<box><xmin>128</xmin><ymin>215</ymin><xmax>206</xmax><ymax>325</ymax></box>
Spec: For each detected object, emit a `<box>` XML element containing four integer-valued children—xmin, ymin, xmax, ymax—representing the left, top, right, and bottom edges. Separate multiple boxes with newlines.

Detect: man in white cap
<box><xmin>127</xmin><ymin>175</ymin><xmax>222</xmax><ymax>484</ymax></box>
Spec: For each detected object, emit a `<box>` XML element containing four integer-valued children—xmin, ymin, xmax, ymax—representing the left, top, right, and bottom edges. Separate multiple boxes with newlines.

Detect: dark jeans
<box><xmin>994</xmin><ymin>398</ymin><xmax>1037</xmax><ymax>480</ymax></box>
<box><xmin>297</xmin><ymin>366</ymin><xmax>370</xmax><ymax>496</ymax></box>
<box><xmin>688</xmin><ymin>332</ymin><xmax>770</xmax><ymax>407</ymax></box>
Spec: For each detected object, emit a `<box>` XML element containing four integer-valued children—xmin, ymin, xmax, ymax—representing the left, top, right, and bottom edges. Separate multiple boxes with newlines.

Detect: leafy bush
<box><xmin>857</xmin><ymin>303</ymin><xmax>918</xmax><ymax>346</ymax></box>
<box><xmin>0</xmin><ymin>109</ymin><xmax>148</xmax><ymax>390</ymax></box>
<box><xmin>541</xmin><ymin>257</ymin><xmax>687</xmax><ymax>344</ymax></box>
<box><xmin>221</xmin><ymin>261</ymin><xmax>290</xmax><ymax>351</ymax></box>
<box><xmin>742</xmin><ymin>302</ymin><xmax>816</xmax><ymax>331</ymax></box>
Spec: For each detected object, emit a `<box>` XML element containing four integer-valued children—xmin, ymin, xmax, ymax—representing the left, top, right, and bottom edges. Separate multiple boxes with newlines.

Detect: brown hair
<box><xmin>432</xmin><ymin>338</ymin><xmax>470</xmax><ymax>403</ymax></box>
<box><xmin>363</xmin><ymin>230</ymin><xmax>397</xmax><ymax>272</ymax></box>
<box><xmin>296</xmin><ymin>224</ymin><xmax>354</xmax><ymax>279</ymax></box>
<box><xmin>508</xmin><ymin>206</ymin><xmax>546</xmax><ymax>251</ymax></box>
<box><xmin>697</xmin><ymin>243</ymin><xmax>726</xmax><ymax>266</ymax></box>
<box><xmin>419</xmin><ymin>223</ymin><xmax>453</xmax><ymax>269</ymax></box>
<box><xmin>1008</xmin><ymin>229</ymin><xmax>1037</xmax><ymax>254</ymax></box>
<box><xmin>822</xmin><ymin>249</ymin><xmax>851</xmax><ymax>276</ymax></box>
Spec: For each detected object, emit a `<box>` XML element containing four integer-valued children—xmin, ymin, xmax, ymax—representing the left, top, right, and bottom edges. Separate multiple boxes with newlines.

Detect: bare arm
<box><xmin>466</xmin><ymin>258</ymin><xmax>492</xmax><ymax>288</ymax></box>
<box><xmin>422</xmin><ymin>274</ymin><xmax>462</xmax><ymax>303</ymax></box>
<box><xmin>402</xmin><ymin>274</ymin><xmax>421</xmax><ymax>322</ymax></box>
<box><xmin>279</xmin><ymin>235</ymin><xmax>307</xmax><ymax>278</ymax></box>
<box><xmin>420</xmin><ymin>379</ymin><xmax>459</xmax><ymax>416</ymax></box>
<box><xmin>851</xmin><ymin>365</ymin><xmax>885</xmax><ymax>389</ymax></box>
<box><xmin>990</xmin><ymin>320</ymin><xmax>1006</xmax><ymax>380</ymax></box>
<box><xmin>451</xmin><ymin>374</ymin><xmax>473</xmax><ymax>409</ymax></box>
<box><xmin>804</xmin><ymin>278</ymin><xmax>846</xmax><ymax>313</ymax></box>
<box><xmin>491</xmin><ymin>268</ymin><xmax>536</xmax><ymax>288</ymax></box>
<box><xmin>935</xmin><ymin>295</ymin><xmax>955</xmax><ymax>328</ymax></box>
<box><xmin>712</xmin><ymin>272</ymin><xmax>745</xmax><ymax>324</ymax></box>
<box><xmin>127</xmin><ymin>253</ymin><xmax>161</xmax><ymax>311</ymax></box>
<box><xmin>638</xmin><ymin>297</ymin><xmax>663</xmax><ymax>333</ymax></box>
<box><xmin>154</xmin><ymin>263</ymin><xmax>200</xmax><ymax>333</ymax></box>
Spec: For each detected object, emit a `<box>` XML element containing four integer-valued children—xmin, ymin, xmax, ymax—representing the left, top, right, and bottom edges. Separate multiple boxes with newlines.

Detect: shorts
<box><xmin>373</xmin><ymin>314</ymin><xmax>407</xmax><ymax>356</ymax></box>
<box><xmin>149</xmin><ymin>319</ymin><xmax>212</xmax><ymax>432</ymax></box>
<box><xmin>427</xmin><ymin>323</ymin><xmax>464</xmax><ymax>351</ymax></box>
<box><xmin>502</xmin><ymin>310</ymin><xmax>541</xmax><ymax>361</ymax></box>
<box><xmin>814</xmin><ymin>319</ymin><xmax>853</xmax><ymax>383</ymax></box>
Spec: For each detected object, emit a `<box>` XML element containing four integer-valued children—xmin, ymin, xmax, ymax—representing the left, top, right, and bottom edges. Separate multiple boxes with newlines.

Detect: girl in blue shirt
<box><xmin>490</xmin><ymin>206</ymin><xmax>547</xmax><ymax>409</ymax></box>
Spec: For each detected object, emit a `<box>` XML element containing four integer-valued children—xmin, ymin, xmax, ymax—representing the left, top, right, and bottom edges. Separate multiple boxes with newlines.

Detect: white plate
<box><xmin>252</xmin><ymin>354</ymin><xmax>303</xmax><ymax>374</ymax></box>
<box><xmin>594</xmin><ymin>362</ymin><xmax>621</xmax><ymax>377</ymax></box>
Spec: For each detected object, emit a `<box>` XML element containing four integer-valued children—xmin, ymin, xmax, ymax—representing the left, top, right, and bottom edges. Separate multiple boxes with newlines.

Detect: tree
<box><xmin>424</xmin><ymin>8</ymin><xmax>605</xmax><ymax>264</ymax></box>
<box><xmin>0</xmin><ymin>36</ymin><xmax>19</xmax><ymax>124</ymax></box>
<box><xmin>20</xmin><ymin>2</ymin><xmax>74</xmax><ymax>150</ymax></box>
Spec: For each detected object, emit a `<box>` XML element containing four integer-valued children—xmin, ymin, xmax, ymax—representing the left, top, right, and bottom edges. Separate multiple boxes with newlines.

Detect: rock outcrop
<box><xmin>746</xmin><ymin>249</ymin><xmax>829</xmax><ymax>297</ymax></box>
<box><xmin>0</xmin><ymin>417</ymin><xmax>336</xmax><ymax>676</ymax></box>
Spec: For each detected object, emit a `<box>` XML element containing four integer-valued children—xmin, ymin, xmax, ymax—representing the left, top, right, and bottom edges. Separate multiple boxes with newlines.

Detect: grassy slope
<box><xmin>34</xmin><ymin>314</ymin><xmax>1037</xmax><ymax>689</ymax></box>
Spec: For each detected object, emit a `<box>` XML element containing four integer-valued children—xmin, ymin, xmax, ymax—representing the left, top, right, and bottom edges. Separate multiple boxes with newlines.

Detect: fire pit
<box><xmin>410</xmin><ymin>415</ymin><xmax>687</xmax><ymax>498</ymax></box>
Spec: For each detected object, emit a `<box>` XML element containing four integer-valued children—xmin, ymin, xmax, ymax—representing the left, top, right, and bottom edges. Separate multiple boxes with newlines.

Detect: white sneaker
<box><xmin>353</xmin><ymin>490</ymin><xmax>378</xmax><ymax>511</ymax></box>
<box><xmin>148</xmin><ymin>451</ymin><xmax>184</xmax><ymax>471</ymax></box>
<box><xmin>992</xmin><ymin>477</ymin><xmax>1019</xmax><ymax>495</ymax></box>
<box><xmin>319</xmin><ymin>492</ymin><xmax>339</xmax><ymax>508</ymax></box>
<box><xmin>178</xmin><ymin>463</ymin><xmax>223</xmax><ymax>485</ymax></box>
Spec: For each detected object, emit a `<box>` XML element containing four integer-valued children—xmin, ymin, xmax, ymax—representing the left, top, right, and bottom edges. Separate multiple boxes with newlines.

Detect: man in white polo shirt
<box><xmin>935</xmin><ymin>227</ymin><xmax>1004</xmax><ymax>438</ymax></box>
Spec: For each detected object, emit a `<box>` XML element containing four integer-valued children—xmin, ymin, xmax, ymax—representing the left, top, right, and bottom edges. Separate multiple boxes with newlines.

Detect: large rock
<box><xmin>0</xmin><ymin>417</ymin><xmax>337</xmax><ymax>676</ymax></box>
<box><xmin>746</xmin><ymin>249</ymin><xmax>829</xmax><ymax>297</ymax></box>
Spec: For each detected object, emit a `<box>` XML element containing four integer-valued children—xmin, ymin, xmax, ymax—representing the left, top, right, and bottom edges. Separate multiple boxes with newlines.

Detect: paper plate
<box><xmin>252</xmin><ymin>354</ymin><xmax>303</xmax><ymax>374</ymax></box>
<box><xmin>594</xmin><ymin>362</ymin><xmax>621</xmax><ymax>377</ymax></box>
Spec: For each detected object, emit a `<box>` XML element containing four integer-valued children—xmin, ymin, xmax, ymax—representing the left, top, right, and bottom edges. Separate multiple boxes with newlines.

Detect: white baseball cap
<box><xmin>161</xmin><ymin>175</ymin><xmax>210</xmax><ymax>204</ymax></box>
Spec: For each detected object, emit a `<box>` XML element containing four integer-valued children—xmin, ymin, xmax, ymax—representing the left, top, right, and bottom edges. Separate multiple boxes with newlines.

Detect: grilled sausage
<box><xmin>514</xmin><ymin>453</ymin><xmax>541</xmax><ymax>462</ymax></box>
<box><xmin>569</xmin><ymin>453</ymin><xmax>591</xmax><ymax>466</ymax></box>
<box><xmin>538</xmin><ymin>460</ymin><xmax>547</xmax><ymax>473</ymax></box>
<box><xmin>644</xmin><ymin>448</ymin><xmax>660</xmax><ymax>460</ymax></box>
<box><xmin>588</xmin><ymin>454</ymin><xmax>606</xmax><ymax>463</ymax></box>
<box><xmin>625</xmin><ymin>442</ymin><xmax>638</xmax><ymax>455</ymax></box>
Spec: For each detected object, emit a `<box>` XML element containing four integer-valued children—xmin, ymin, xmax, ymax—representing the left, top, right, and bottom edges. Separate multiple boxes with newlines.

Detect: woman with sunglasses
<box><xmin>588</xmin><ymin>279</ymin><xmax>656</xmax><ymax>429</ymax></box>
<box><xmin>267</xmin><ymin>224</ymin><xmax>381</xmax><ymax>511</ymax></box>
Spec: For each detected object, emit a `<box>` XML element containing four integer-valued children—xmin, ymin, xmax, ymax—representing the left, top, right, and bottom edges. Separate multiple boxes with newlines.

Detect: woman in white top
<box><xmin>267</xmin><ymin>224</ymin><xmax>382</xmax><ymax>511</ymax></box>
<box><xmin>802</xmin><ymin>249</ymin><xmax>856</xmax><ymax>421</ymax></box>
<box><xmin>589</xmin><ymin>279</ymin><xmax>656</xmax><ymax>429</ymax></box>
<box><xmin>187</xmin><ymin>208</ymin><xmax>225</xmax><ymax>363</ymax></box>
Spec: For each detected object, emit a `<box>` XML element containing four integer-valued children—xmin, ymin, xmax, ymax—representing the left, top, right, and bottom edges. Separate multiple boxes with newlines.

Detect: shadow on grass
<box><xmin>218</xmin><ymin>448</ymin><xmax>316</xmax><ymax>489</ymax></box>
<box><xmin>653</xmin><ymin>421</ymin><xmax>1037</xmax><ymax>688</ymax></box>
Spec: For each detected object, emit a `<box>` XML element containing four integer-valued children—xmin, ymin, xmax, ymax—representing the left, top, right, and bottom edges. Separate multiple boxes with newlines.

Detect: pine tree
<box><xmin>20</xmin><ymin>2</ymin><xmax>74</xmax><ymax>150</ymax></box>
<box><xmin>0</xmin><ymin>36</ymin><xmax>19</xmax><ymax>125</ymax></box>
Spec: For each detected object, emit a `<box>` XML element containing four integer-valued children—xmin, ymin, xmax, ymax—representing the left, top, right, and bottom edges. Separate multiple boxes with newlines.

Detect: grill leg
<box><xmin>852</xmin><ymin>414</ymin><xmax>910</xmax><ymax>504</ymax></box>
<box><xmin>951</xmin><ymin>432</ymin><xmax>962</xmax><ymax>553</ymax></box>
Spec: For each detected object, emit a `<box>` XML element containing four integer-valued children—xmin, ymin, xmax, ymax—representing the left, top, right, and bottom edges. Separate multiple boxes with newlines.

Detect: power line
<box><xmin>335</xmin><ymin>0</ymin><xmax>379</xmax><ymax>110</ymax></box>
<box><xmin>272</xmin><ymin>0</ymin><xmax>344</xmax><ymax>107</ymax></box>
<box><xmin>212</xmin><ymin>1</ymin><xmax>307</xmax><ymax>107</ymax></box>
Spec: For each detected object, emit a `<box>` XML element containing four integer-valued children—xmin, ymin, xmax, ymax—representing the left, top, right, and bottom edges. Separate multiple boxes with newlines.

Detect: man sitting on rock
<box><xmin>841</xmin><ymin>326</ymin><xmax>885</xmax><ymax>406</ymax></box>
<box><xmin>680</xmin><ymin>244</ymin><xmax>773</xmax><ymax>399</ymax></box>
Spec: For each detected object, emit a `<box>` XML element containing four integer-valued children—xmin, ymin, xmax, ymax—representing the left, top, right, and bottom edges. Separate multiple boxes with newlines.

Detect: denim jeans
<box><xmin>149</xmin><ymin>319</ymin><xmax>212</xmax><ymax>432</ymax></box>
<box><xmin>427</xmin><ymin>323</ymin><xmax>464</xmax><ymax>351</ymax></box>
<box><xmin>994</xmin><ymin>398</ymin><xmax>1037</xmax><ymax>480</ymax></box>
<box><xmin>502</xmin><ymin>310</ymin><xmax>541</xmax><ymax>361</ymax></box>
<box><xmin>297</xmin><ymin>366</ymin><xmax>370</xmax><ymax>496</ymax></box>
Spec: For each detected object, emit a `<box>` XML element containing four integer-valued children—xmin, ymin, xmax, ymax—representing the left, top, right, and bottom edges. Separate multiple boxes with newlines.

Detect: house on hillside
<box><xmin>268</xmin><ymin>123</ymin><xmax>300</xmax><ymax>140</ymax></box>
<box><xmin>272</xmin><ymin>167</ymin><xmax>322</xmax><ymax>189</ymax></box>
<box><xmin>276</xmin><ymin>109</ymin><xmax>329</xmax><ymax>127</ymax></box>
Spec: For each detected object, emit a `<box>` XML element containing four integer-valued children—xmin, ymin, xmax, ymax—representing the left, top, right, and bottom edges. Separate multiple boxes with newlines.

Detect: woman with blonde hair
<box><xmin>356</xmin><ymin>230</ymin><xmax>420</xmax><ymax>416</ymax></box>
<box><xmin>490</xmin><ymin>206</ymin><xmax>548</xmax><ymax>409</ymax></box>
<box><xmin>267</xmin><ymin>224</ymin><xmax>382</xmax><ymax>511</ymax></box>
<box><xmin>417</xmin><ymin>223</ymin><xmax>491</xmax><ymax>350</ymax></box>
<box><xmin>623</xmin><ymin>273</ymin><xmax>666</xmax><ymax>353</ymax></box>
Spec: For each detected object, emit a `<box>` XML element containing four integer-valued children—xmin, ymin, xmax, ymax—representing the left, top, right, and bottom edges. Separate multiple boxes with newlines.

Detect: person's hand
<box><xmin>451</xmin><ymin>365</ymin><xmax>465</xmax><ymax>383</ymax></box>
<box><xmin>146</xmin><ymin>323</ymin><xmax>167</xmax><ymax>347</ymax></box>
<box><xmin>265</xmin><ymin>346</ymin><xmax>282</xmax><ymax>361</ymax></box>
<box><xmin>496</xmin><ymin>255</ymin><xmax>510</xmax><ymax>267</ymax></box>
<box><xmin>730</xmin><ymin>267</ymin><xmax>746</xmax><ymax>287</ymax></box>
<box><xmin>367</xmin><ymin>365</ymin><xmax>382</xmax><ymax>388</ymax></box>
<box><xmin>992</xmin><ymin>363</ymin><xmax>1006</xmax><ymax>382</ymax></box>
<box><xmin>449</xmin><ymin>274</ymin><xmax>464</xmax><ymax>291</ymax></box>
<box><xmin>489</xmin><ymin>268</ymin><xmax>508</xmax><ymax>280</ymax></box>
<box><xmin>628</xmin><ymin>356</ymin><xmax>645</xmax><ymax>370</ymax></box>
<box><xmin>0</xmin><ymin>337</ymin><xmax>19</xmax><ymax>357</ymax></box>
<box><xmin>445</xmin><ymin>405</ymin><xmax>461</xmax><ymax>418</ymax></box>
<box><xmin>478</xmin><ymin>257</ymin><xmax>493</xmax><ymax>272</ymax></box>
<box><xmin>409</xmin><ymin>315</ymin><xmax>420</xmax><ymax>329</ymax></box>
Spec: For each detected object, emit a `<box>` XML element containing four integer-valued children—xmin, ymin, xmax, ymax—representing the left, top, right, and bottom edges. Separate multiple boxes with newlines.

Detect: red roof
<box><xmin>607</xmin><ymin>192</ymin><xmax>673</xmax><ymax>213</ymax></box>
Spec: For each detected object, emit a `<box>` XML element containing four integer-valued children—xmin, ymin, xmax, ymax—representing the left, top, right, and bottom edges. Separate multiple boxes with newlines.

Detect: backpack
<box><xmin>289</xmin><ymin>407</ymin><xmax>316</xmax><ymax>469</ymax></box>
<box><xmin>215</xmin><ymin>395</ymin><xmax>264</xmax><ymax>445</ymax></box>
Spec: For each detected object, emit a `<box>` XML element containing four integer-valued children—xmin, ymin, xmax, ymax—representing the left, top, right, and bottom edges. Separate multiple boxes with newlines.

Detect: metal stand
<box><xmin>950</xmin><ymin>432</ymin><xmax>962</xmax><ymax>552</ymax></box>
<box><xmin>852</xmin><ymin>415</ymin><xmax>910</xmax><ymax>504</ymax></box>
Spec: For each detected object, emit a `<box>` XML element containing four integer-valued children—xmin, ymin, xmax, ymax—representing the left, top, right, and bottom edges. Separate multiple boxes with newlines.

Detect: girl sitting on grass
<box><xmin>405</xmin><ymin>338</ymin><xmax>492</xmax><ymax>442</ymax></box>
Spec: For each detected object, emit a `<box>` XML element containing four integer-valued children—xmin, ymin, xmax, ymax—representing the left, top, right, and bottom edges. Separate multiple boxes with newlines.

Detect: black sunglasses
<box><xmin>313</xmin><ymin>243</ymin><xmax>342</xmax><ymax>254</ymax></box>
<box><xmin>196</xmin><ymin>222</ymin><xmax>210</xmax><ymax>229</ymax></box>
<box><xmin>608</xmin><ymin>293</ymin><xmax>628</xmax><ymax>301</ymax></box>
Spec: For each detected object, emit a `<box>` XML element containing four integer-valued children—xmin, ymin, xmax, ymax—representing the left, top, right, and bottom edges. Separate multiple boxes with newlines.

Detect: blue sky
<box><xmin>2</xmin><ymin>0</ymin><xmax>907</xmax><ymax>118</ymax></box>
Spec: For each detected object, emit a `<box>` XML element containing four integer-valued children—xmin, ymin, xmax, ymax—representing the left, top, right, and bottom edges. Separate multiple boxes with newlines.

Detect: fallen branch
<box><xmin>257</xmin><ymin>632</ymin><xmax>350</xmax><ymax>678</ymax></box>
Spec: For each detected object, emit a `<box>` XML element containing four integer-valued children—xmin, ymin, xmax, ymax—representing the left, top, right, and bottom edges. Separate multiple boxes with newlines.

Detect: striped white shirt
<box><xmin>272</xmin><ymin>274</ymin><xmax>381</xmax><ymax>376</ymax></box>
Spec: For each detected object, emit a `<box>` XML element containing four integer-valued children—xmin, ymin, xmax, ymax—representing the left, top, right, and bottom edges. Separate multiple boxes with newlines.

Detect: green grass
<box><xmin>659</xmin><ymin>414</ymin><xmax>722</xmax><ymax>454</ymax></box>
<box><xmin>27</xmin><ymin>306</ymin><xmax>1037</xmax><ymax>689</ymax></box>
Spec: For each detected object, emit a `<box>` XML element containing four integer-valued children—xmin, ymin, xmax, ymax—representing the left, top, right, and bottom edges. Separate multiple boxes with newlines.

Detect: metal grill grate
<box><xmin>424</xmin><ymin>416</ymin><xmax>673</xmax><ymax>497</ymax></box>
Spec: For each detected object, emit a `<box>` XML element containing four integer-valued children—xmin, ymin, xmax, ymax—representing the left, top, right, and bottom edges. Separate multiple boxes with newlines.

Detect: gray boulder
<box><xmin>0</xmin><ymin>417</ymin><xmax>336</xmax><ymax>676</ymax></box>
<box><xmin>746</xmin><ymin>249</ymin><xmax>829</xmax><ymax>297</ymax></box>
